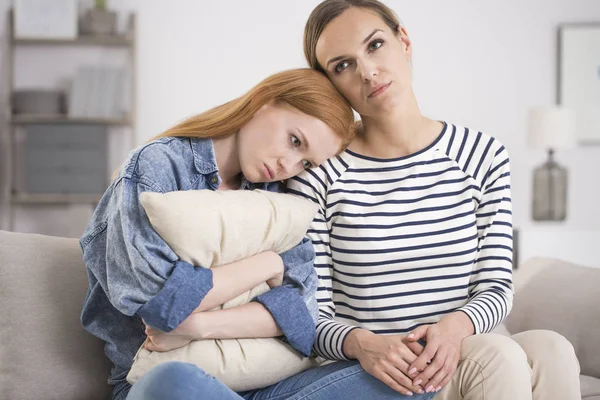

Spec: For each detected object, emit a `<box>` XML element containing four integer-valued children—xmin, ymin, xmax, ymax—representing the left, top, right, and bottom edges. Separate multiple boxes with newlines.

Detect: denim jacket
<box><xmin>80</xmin><ymin>137</ymin><xmax>318</xmax><ymax>396</ymax></box>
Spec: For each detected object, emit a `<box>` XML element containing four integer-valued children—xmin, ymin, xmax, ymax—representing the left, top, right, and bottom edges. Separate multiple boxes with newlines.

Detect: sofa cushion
<box><xmin>581</xmin><ymin>375</ymin><xmax>600</xmax><ymax>399</ymax></box>
<box><xmin>506</xmin><ymin>257</ymin><xmax>600</xmax><ymax>379</ymax></box>
<box><xmin>0</xmin><ymin>230</ymin><xmax>112</xmax><ymax>400</ymax></box>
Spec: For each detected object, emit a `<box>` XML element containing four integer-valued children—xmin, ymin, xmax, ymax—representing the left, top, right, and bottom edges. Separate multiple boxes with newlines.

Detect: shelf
<box><xmin>12</xmin><ymin>35</ymin><xmax>133</xmax><ymax>47</ymax></box>
<box><xmin>10</xmin><ymin>115</ymin><xmax>131</xmax><ymax>126</ymax></box>
<box><xmin>12</xmin><ymin>193</ymin><xmax>102</xmax><ymax>205</ymax></box>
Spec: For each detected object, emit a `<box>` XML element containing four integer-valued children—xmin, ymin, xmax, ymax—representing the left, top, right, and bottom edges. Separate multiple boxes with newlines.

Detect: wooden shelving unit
<box><xmin>2</xmin><ymin>9</ymin><xmax>137</xmax><ymax>231</ymax></box>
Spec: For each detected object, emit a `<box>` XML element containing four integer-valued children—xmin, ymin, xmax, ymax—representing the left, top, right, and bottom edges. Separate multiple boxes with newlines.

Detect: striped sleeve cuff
<box><xmin>314</xmin><ymin>318</ymin><xmax>359</xmax><ymax>360</ymax></box>
<box><xmin>458</xmin><ymin>289</ymin><xmax>511</xmax><ymax>334</ymax></box>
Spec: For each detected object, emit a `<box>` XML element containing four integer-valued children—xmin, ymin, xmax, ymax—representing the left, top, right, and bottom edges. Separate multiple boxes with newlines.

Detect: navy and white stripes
<box><xmin>287</xmin><ymin>123</ymin><xmax>513</xmax><ymax>361</ymax></box>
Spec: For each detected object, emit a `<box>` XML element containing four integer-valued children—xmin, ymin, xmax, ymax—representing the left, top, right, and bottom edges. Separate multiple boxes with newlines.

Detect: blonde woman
<box><xmin>80</xmin><ymin>69</ymin><xmax>359</xmax><ymax>400</ymax></box>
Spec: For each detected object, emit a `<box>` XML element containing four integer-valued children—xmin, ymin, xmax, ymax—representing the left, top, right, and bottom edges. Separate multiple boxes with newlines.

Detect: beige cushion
<box><xmin>490</xmin><ymin>322</ymin><xmax>511</xmax><ymax>337</ymax></box>
<box><xmin>581</xmin><ymin>375</ymin><xmax>600</xmax><ymax>399</ymax></box>
<box><xmin>506</xmin><ymin>257</ymin><xmax>600</xmax><ymax>379</ymax></box>
<box><xmin>0</xmin><ymin>230</ymin><xmax>112</xmax><ymax>400</ymax></box>
<box><xmin>127</xmin><ymin>189</ymin><xmax>320</xmax><ymax>391</ymax></box>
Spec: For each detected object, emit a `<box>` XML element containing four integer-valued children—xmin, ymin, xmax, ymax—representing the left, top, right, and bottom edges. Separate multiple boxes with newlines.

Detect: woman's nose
<box><xmin>358</xmin><ymin>59</ymin><xmax>377</xmax><ymax>82</ymax></box>
<box><xmin>278</xmin><ymin>156</ymin><xmax>302</xmax><ymax>177</ymax></box>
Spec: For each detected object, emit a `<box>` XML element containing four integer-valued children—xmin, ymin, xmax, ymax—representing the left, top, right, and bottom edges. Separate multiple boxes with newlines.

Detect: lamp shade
<box><xmin>528</xmin><ymin>106</ymin><xmax>576</xmax><ymax>150</ymax></box>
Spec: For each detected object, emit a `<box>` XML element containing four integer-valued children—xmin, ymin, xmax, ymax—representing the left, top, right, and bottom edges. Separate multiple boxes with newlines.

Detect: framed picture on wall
<box><xmin>558</xmin><ymin>23</ymin><xmax>600</xmax><ymax>145</ymax></box>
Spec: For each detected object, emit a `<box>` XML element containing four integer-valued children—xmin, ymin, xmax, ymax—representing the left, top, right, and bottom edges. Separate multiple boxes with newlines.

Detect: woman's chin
<box><xmin>244</xmin><ymin>170</ymin><xmax>262</xmax><ymax>184</ymax></box>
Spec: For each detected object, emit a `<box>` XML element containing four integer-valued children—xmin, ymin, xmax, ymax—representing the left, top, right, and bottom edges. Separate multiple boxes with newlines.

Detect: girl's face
<box><xmin>237</xmin><ymin>101</ymin><xmax>341</xmax><ymax>183</ymax></box>
<box><xmin>315</xmin><ymin>7</ymin><xmax>413</xmax><ymax>117</ymax></box>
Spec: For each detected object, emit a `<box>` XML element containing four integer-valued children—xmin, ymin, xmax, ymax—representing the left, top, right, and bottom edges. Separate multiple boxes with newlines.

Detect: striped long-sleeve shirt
<box><xmin>287</xmin><ymin>122</ymin><xmax>514</xmax><ymax>361</ymax></box>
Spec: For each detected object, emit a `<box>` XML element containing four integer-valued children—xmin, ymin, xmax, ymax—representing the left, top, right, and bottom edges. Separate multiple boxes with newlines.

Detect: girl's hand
<box><xmin>143</xmin><ymin>314</ymin><xmax>201</xmax><ymax>352</ymax></box>
<box><xmin>144</xmin><ymin>327</ymin><xmax>191</xmax><ymax>352</ymax></box>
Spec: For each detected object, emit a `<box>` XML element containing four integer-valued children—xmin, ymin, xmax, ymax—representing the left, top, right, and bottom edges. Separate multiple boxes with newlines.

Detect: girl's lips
<box><xmin>264</xmin><ymin>164</ymin><xmax>274</xmax><ymax>179</ymax></box>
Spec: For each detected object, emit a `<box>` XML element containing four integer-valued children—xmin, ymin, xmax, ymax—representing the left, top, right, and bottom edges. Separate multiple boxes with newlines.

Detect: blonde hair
<box><xmin>304</xmin><ymin>0</ymin><xmax>401</xmax><ymax>73</ymax></box>
<box><xmin>151</xmin><ymin>68</ymin><xmax>355</xmax><ymax>149</ymax></box>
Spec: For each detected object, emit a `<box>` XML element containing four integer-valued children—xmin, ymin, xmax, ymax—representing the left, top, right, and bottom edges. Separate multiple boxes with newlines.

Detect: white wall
<box><xmin>1</xmin><ymin>0</ymin><xmax>599</xmax><ymax>265</ymax></box>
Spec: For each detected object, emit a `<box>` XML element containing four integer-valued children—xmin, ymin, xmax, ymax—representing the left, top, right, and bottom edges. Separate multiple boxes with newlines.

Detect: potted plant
<box><xmin>80</xmin><ymin>0</ymin><xmax>117</xmax><ymax>36</ymax></box>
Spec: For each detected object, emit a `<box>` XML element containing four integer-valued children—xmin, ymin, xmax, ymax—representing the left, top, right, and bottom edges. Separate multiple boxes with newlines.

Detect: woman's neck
<box><xmin>212</xmin><ymin>134</ymin><xmax>242</xmax><ymax>189</ymax></box>
<box><xmin>351</xmin><ymin>92</ymin><xmax>442</xmax><ymax>159</ymax></box>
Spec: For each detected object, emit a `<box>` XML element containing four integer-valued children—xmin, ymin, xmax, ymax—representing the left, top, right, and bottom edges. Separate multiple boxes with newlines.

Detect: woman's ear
<box><xmin>397</xmin><ymin>26</ymin><xmax>412</xmax><ymax>60</ymax></box>
<box><xmin>255</xmin><ymin>101</ymin><xmax>273</xmax><ymax>115</ymax></box>
<box><xmin>252</xmin><ymin>99</ymin><xmax>277</xmax><ymax>119</ymax></box>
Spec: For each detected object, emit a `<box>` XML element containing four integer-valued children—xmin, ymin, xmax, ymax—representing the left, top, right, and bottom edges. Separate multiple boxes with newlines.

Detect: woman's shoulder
<box><xmin>287</xmin><ymin>154</ymin><xmax>351</xmax><ymax>199</ymax></box>
<box><xmin>123</xmin><ymin>136</ymin><xmax>212</xmax><ymax>176</ymax></box>
<box><xmin>115</xmin><ymin>136</ymin><xmax>211</xmax><ymax>191</ymax></box>
<box><xmin>439</xmin><ymin>122</ymin><xmax>510</xmax><ymax>188</ymax></box>
<box><xmin>442</xmin><ymin>122</ymin><xmax>509</xmax><ymax>161</ymax></box>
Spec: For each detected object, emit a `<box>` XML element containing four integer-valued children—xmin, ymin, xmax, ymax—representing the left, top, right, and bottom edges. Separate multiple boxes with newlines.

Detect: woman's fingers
<box><xmin>422</xmin><ymin>352</ymin><xmax>457</xmax><ymax>393</ymax></box>
<box><xmin>377</xmin><ymin>364</ymin><xmax>426</xmax><ymax>397</ymax></box>
<box><xmin>405</xmin><ymin>340</ymin><xmax>425</xmax><ymax>357</ymax></box>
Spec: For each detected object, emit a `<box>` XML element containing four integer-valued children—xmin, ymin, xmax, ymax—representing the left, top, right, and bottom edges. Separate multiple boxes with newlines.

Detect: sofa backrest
<box><xmin>0</xmin><ymin>230</ymin><xmax>112</xmax><ymax>400</ymax></box>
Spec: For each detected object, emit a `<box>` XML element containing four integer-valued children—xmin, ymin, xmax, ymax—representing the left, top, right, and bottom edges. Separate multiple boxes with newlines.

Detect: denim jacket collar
<box><xmin>191</xmin><ymin>137</ymin><xmax>219</xmax><ymax>175</ymax></box>
<box><xmin>191</xmin><ymin>137</ymin><xmax>263</xmax><ymax>190</ymax></box>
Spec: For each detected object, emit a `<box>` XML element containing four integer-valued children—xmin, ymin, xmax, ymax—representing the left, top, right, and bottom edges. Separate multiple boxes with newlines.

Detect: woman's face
<box><xmin>237</xmin><ymin>101</ymin><xmax>342</xmax><ymax>183</ymax></box>
<box><xmin>315</xmin><ymin>7</ymin><xmax>413</xmax><ymax>117</ymax></box>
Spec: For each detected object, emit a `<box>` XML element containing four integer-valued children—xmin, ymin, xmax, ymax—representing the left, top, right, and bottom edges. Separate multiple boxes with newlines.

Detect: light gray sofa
<box><xmin>0</xmin><ymin>230</ymin><xmax>598</xmax><ymax>400</ymax></box>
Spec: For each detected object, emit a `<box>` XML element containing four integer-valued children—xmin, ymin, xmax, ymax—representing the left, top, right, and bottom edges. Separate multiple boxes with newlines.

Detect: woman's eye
<box><xmin>303</xmin><ymin>160</ymin><xmax>313</xmax><ymax>169</ymax></box>
<box><xmin>291</xmin><ymin>134</ymin><xmax>301</xmax><ymax>147</ymax></box>
<box><xmin>334</xmin><ymin>61</ymin><xmax>349</xmax><ymax>74</ymax></box>
<box><xmin>369</xmin><ymin>39</ymin><xmax>383</xmax><ymax>51</ymax></box>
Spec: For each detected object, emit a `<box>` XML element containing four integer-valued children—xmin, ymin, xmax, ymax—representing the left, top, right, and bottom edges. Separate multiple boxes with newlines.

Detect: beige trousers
<box><xmin>434</xmin><ymin>330</ymin><xmax>581</xmax><ymax>400</ymax></box>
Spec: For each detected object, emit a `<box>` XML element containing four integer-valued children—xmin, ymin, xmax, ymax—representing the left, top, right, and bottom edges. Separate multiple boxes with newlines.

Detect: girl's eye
<box><xmin>291</xmin><ymin>134</ymin><xmax>301</xmax><ymax>147</ymax></box>
<box><xmin>369</xmin><ymin>39</ymin><xmax>383</xmax><ymax>51</ymax></box>
<box><xmin>334</xmin><ymin>60</ymin><xmax>349</xmax><ymax>74</ymax></box>
<box><xmin>303</xmin><ymin>160</ymin><xmax>313</xmax><ymax>169</ymax></box>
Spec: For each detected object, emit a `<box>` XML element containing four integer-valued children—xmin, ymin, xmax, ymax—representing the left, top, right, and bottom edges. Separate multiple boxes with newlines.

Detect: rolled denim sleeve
<box><xmin>103</xmin><ymin>176</ymin><xmax>213</xmax><ymax>332</ymax></box>
<box><xmin>254</xmin><ymin>237</ymin><xmax>318</xmax><ymax>356</ymax></box>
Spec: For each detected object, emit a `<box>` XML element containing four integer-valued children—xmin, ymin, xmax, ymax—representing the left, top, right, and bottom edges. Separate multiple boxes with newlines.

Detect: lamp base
<box><xmin>532</xmin><ymin>149</ymin><xmax>568</xmax><ymax>221</ymax></box>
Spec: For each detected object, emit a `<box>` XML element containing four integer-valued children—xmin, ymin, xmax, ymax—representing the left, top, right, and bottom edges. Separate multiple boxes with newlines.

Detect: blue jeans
<box><xmin>127</xmin><ymin>361</ymin><xmax>437</xmax><ymax>400</ymax></box>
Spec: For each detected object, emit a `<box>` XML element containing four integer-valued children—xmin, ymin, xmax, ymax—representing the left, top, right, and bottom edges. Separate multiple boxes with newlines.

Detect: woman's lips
<box><xmin>368</xmin><ymin>82</ymin><xmax>392</xmax><ymax>98</ymax></box>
